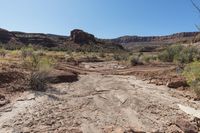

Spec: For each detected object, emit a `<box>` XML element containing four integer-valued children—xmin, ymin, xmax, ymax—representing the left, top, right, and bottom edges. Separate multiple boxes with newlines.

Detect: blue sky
<box><xmin>0</xmin><ymin>0</ymin><xmax>199</xmax><ymax>38</ymax></box>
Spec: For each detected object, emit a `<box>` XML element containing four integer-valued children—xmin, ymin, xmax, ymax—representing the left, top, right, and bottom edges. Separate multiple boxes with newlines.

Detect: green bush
<box><xmin>158</xmin><ymin>45</ymin><xmax>199</xmax><ymax>64</ymax></box>
<box><xmin>183</xmin><ymin>61</ymin><xmax>200</xmax><ymax>98</ymax></box>
<box><xmin>22</xmin><ymin>50</ymin><xmax>54</xmax><ymax>71</ymax></box>
<box><xmin>27</xmin><ymin>52</ymin><xmax>53</xmax><ymax>92</ymax></box>
<box><xmin>158</xmin><ymin>45</ymin><xmax>183</xmax><ymax>62</ymax></box>
<box><xmin>0</xmin><ymin>48</ymin><xmax>6</xmax><ymax>57</ymax></box>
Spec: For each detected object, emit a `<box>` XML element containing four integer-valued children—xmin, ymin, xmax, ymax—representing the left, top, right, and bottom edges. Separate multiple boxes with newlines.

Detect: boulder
<box><xmin>70</xmin><ymin>29</ymin><xmax>96</xmax><ymax>44</ymax></box>
<box><xmin>175</xmin><ymin>118</ymin><xmax>198</xmax><ymax>133</ymax></box>
<box><xmin>167</xmin><ymin>78</ymin><xmax>188</xmax><ymax>88</ymax></box>
<box><xmin>46</xmin><ymin>70</ymin><xmax>78</xmax><ymax>84</ymax></box>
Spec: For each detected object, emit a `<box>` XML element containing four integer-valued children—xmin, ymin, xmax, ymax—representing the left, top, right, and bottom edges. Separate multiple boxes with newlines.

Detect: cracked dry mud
<box><xmin>0</xmin><ymin>73</ymin><xmax>200</xmax><ymax>132</ymax></box>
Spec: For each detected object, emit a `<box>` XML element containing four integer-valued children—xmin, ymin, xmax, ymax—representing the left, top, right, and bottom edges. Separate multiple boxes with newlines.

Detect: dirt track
<box><xmin>0</xmin><ymin>62</ymin><xmax>200</xmax><ymax>132</ymax></box>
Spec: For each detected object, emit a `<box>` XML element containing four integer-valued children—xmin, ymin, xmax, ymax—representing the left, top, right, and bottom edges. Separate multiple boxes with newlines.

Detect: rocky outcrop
<box><xmin>70</xmin><ymin>29</ymin><xmax>96</xmax><ymax>44</ymax></box>
<box><xmin>0</xmin><ymin>28</ymin><xmax>15</xmax><ymax>43</ymax></box>
<box><xmin>0</xmin><ymin>28</ymin><xmax>124</xmax><ymax>52</ymax></box>
<box><xmin>0</xmin><ymin>28</ymin><xmax>67</xmax><ymax>47</ymax></box>
<box><xmin>13</xmin><ymin>32</ymin><xmax>67</xmax><ymax>47</ymax></box>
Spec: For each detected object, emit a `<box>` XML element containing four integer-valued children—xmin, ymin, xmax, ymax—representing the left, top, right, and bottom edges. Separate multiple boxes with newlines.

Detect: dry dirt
<box><xmin>0</xmin><ymin>61</ymin><xmax>200</xmax><ymax>132</ymax></box>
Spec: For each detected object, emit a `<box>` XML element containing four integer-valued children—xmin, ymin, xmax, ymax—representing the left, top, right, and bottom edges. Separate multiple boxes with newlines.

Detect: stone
<box><xmin>175</xmin><ymin>118</ymin><xmax>198</xmax><ymax>133</ymax></box>
<box><xmin>166</xmin><ymin>125</ymin><xmax>183</xmax><ymax>133</ymax></box>
<box><xmin>167</xmin><ymin>78</ymin><xmax>188</xmax><ymax>88</ymax></box>
<box><xmin>0</xmin><ymin>94</ymin><xmax>10</xmax><ymax>107</ymax></box>
<box><xmin>46</xmin><ymin>70</ymin><xmax>78</xmax><ymax>84</ymax></box>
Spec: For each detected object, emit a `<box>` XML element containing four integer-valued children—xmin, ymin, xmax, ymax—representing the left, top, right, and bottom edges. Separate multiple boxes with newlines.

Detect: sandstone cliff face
<box><xmin>70</xmin><ymin>29</ymin><xmax>96</xmax><ymax>44</ymax></box>
<box><xmin>12</xmin><ymin>32</ymin><xmax>67</xmax><ymax>47</ymax></box>
<box><xmin>0</xmin><ymin>28</ymin><xmax>68</xmax><ymax>47</ymax></box>
<box><xmin>0</xmin><ymin>28</ymin><xmax>124</xmax><ymax>52</ymax></box>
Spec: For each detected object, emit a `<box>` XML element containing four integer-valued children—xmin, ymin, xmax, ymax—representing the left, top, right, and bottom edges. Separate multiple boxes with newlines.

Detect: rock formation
<box><xmin>70</xmin><ymin>29</ymin><xmax>96</xmax><ymax>44</ymax></box>
<box><xmin>0</xmin><ymin>27</ymin><xmax>199</xmax><ymax>51</ymax></box>
<box><xmin>0</xmin><ymin>28</ymin><xmax>15</xmax><ymax>43</ymax></box>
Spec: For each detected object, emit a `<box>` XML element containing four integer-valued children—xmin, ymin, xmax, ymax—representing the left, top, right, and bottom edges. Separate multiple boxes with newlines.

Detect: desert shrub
<box><xmin>113</xmin><ymin>54</ymin><xmax>121</xmax><ymax>61</ymax></box>
<box><xmin>183</xmin><ymin>61</ymin><xmax>200</xmax><ymax>98</ymax></box>
<box><xmin>130</xmin><ymin>57</ymin><xmax>143</xmax><ymax>66</ymax></box>
<box><xmin>143</xmin><ymin>56</ymin><xmax>151</xmax><ymax>63</ymax></box>
<box><xmin>113</xmin><ymin>53</ymin><xmax>129</xmax><ymax>61</ymax></box>
<box><xmin>23</xmin><ymin>51</ymin><xmax>53</xmax><ymax>69</ymax></box>
<box><xmin>29</xmin><ymin>71</ymin><xmax>48</xmax><ymax>91</ymax></box>
<box><xmin>34</xmin><ymin>50</ymin><xmax>46</xmax><ymax>57</ymax></box>
<box><xmin>143</xmin><ymin>55</ymin><xmax>157</xmax><ymax>63</ymax></box>
<box><xmin>158</xmin><ymin>44</ymin><xmax>199</xmax><ymax>64</ymax></box>
<box><xmin>158</xmin><ymin>45</ymin><xmax>183</xmax><ymax>62</ymax></box>
<box><xmin>27</xmin><ymin>53</ymin><xmax>53</xmax><ymax>91</ymax></box>
<box><xmin>0</xmin><ymin>48</ymin><xmax>7</xmax><ymax>57</ymax></box>
<box><xmin>66</xmin><ymin>57</ymin><xmax>76</xmax><ymax>62</ymax></box>
<box><xmin>130</xmin><ymin>57</ymin><xmax>139</xmax><ymax>66</ymax></box>
<box><xmin>99</xmin><ymin>52</ymin><xmax>106</xmax><ymax>58</ymax></box>
<box><xmin>130</xmin><ymin>53</ymin><xmax>143</xmax><ymax>66</ymax></box>
<box><xmin>174</xmin><ymin>47</ymin><xmax>199</xmax><ymax>64</ymax></box>
<box><xmin>10</xmin><ymin>50</ymin><xmax>20</xmax><ymax>57</ymax></box>
<box><xmin>21</xmin><ymin>46</ymin><xmax>34</xmax><ymax>59</ymax></box>
<box><xmin>31</xmin><ymin>53</ymin><xmax>54</xmax><ymax>71</ymax></box>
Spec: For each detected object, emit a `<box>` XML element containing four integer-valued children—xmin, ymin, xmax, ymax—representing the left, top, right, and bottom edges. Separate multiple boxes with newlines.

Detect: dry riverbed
<box><xmin>0</xmin><ymin>72</ymin><xmax>200</xmax><ymax>132</ymax></box>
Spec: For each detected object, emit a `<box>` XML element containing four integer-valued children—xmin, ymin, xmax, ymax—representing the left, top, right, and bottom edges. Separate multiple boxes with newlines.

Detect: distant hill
<box><xmin>0</xmin><ymin>28</ymin><xmax>124</xmax><ymax>52</ymax></box>
<box><xmin>104</xmin><ymin>32</ymin><xmax>200</xmax><ymax>50</ymax></box>
<box><xmin>0</xmin><ymin>28</ymin><xmax>199</xmax><ymax>52</ymax></box>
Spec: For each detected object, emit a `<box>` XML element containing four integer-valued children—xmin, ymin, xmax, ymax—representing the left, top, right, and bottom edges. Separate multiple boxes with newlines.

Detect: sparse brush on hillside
<box><xmin>183</xmin><ymin>61</ymin><xmax>200</xmax><ymax>98</ymax></box>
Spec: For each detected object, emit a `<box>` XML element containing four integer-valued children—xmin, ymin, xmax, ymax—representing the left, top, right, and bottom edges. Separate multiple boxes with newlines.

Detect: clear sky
<box><xmin>0</xmin><ymin>0</ymin><xmax>199</xmax><ymax>38</ymax></box>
